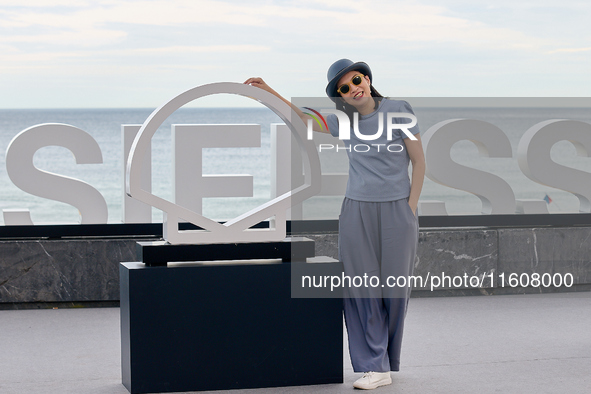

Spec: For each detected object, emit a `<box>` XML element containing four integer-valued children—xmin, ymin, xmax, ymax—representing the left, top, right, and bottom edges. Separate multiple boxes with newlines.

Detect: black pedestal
<box><xmin>120</xmin><ymin>257</ymin><xmax>343</xmax><ymax>393</ymax></box>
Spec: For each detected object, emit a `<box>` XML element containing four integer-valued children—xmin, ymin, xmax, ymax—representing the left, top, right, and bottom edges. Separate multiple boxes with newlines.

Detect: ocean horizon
<box><xmin>1</xmin><ymin>105</ymin><xmax>591</xmax><ymax>225</ymax></box>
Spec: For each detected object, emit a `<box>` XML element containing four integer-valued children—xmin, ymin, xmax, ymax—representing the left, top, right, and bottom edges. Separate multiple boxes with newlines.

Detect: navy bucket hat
<box><xmin>325</xmin><ymin>59</ymin><xmax>372</xmax><ymax>102</ymax></box>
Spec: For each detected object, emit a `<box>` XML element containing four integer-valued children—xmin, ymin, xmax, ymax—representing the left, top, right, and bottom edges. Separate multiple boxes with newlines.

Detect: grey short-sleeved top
<box><xmin>326</xmin><ymin>99</ymin><xmax>420</xmax><ymax>202</ymax></box>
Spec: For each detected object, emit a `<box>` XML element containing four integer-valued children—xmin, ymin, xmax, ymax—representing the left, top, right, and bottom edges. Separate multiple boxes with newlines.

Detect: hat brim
<box><xmin>325</xmin><ymin>61</ymin><xmax>372</xmax><ymax>102</ymax></box>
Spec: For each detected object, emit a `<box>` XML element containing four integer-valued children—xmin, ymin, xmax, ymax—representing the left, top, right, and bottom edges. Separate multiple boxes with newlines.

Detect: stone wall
<box><xmin>309</xmin><ymin>227</ymin><xmax>591</xmax><ymax>296</ymax></box>
<box><xmin>0</xmin><ymin>239</ymin><xmax>141</xmax><ymax>305</ymax></box>
<box><xmin>1</xmin><ymin>227</ymin><xmax>590</xmax><ymax>307</ymax></box>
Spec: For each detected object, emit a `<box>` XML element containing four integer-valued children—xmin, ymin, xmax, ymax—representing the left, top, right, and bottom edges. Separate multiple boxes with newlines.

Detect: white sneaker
<box><xmin>353</xmin><ymin>371</ymin><xmax>392</xmax><ymax>389</ymax></box>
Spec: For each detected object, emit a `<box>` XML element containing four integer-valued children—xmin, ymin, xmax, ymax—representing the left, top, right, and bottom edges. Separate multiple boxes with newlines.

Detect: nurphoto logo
<box><xmin>303</xmin><ymin>107</ymin><xmax>417</xmax><ymax>153</ymax></box>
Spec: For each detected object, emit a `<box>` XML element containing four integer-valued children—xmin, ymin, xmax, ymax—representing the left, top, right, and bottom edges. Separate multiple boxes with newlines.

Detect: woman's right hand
<box><xmin>243</xmin><ymin>77</ymin><xmax>274</xmax><ymax>95</ymax></box>
<box><xmin>243</xmin><ymin>77</ymin><xmax>326</xmax><ymax>134</ymax></box>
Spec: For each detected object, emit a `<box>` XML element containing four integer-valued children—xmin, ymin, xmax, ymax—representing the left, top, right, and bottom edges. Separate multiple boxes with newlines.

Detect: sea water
<box><xmin>1</xmin><ymin>106</ymin><xmax>590</xmax><ymax>225</ymax></box>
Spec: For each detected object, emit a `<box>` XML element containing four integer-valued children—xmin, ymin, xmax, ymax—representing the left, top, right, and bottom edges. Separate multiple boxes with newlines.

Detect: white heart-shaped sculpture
<box><xmin>126</xmin><ymin>82</ymin><xmax>321</xmax><ymax>244</ymax></box>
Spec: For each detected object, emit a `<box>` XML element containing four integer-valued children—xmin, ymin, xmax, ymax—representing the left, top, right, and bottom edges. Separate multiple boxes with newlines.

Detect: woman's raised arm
<box><xmin>243</xmin><ymin>77</ymin><xmax>328</xmax><ymax>134</ymax></box>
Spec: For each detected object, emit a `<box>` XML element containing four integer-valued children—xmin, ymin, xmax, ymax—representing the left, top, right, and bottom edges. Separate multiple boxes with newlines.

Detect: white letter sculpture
<box><xmin>126</xmin><ymin>82</ymin><xmax>321</xmax><ymax>244</ymax></box>
<box><xmin>5</xmin><ymin>123</ymin><xmax>108</xmax><ymax>224</ymax></box>
<box><xmin>172</xmin><ymin>124</ymin><xmax>260</xmax><ymax>216</ymax></box>
<box><xmin>518</xmin><ymin>119</ymin><xmax>591</xmax><ymax>213</ymax></box>
<box><xmin>422</xmin><ymin>119</ymin><xmax>516</xmax><ymax>214</ymax></box>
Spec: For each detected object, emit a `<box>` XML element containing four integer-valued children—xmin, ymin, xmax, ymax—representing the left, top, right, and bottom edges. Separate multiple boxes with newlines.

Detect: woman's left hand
<box><xmin>408</xmin><ymin>202</ymin><xmax>418</xmax><ymax>216</ymax></box>
<box><xmin>404</xmin><ymin>133</ymin><xmax>425</xmax><ymax>218</ymax></box>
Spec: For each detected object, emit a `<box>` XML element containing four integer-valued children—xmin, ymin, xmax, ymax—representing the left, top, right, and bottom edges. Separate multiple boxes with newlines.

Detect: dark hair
<box><xmin>335</xmin><ymin>84</ymin><xmax>384</xmax><ymax>123</ymax></box>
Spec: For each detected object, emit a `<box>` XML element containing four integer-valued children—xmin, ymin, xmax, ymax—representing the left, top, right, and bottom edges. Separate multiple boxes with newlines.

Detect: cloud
<box><xmin>0</xmin><ymin>0</ymin><xmax>561</xmax><ymax>50</ymax></box>
<box><xmin>0</xmin><ymin>29</ymin><xmax>127</xmax><ymax>47</ymax></box>
<box><xmin>0</xmin><ymin>0</ymin><xmax>269</xmax><ymax>31</ymax></box>
<box><xmin>2</xmin><ymin>0</ymin><xmax>589</xmax><ymax>105</ymax></box>
<box><xmin>282</xmin><ymin>0</ymin><xmax>557</xmax><ymax>50</ymax></box>
<box><xmin>132</xmin><ymin>45</ymin><xmax>270</xmax><ymax>55</ymax></box>
<box><xmin>548</xmin><ymin>47</ymin><xmax>591</xmax><ymax>54</ymax></box>
<box><xmin>0</xmin><ymin>44</ymin><xmax>270</xmax><ymax>71</ymax></box>
<box><xmin>0</xmin><ymin>0</ymin><xmax>88</xmax><ymax>5</ymax></box>
<box><xmin>0</xmin><ymin>0</ymin><xmax>281</xmax><ymax>55</ymax></box>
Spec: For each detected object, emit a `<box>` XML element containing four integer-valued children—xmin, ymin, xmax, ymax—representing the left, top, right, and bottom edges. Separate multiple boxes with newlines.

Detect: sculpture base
<box><xmin>136</xmin><ymin>237</ymin><xmax>315</xmax><ymax>266</ymax></box>
<box><xmin>120</xmin><ymin>259</ymin><xmax>343</xmax><ymax>394</ymax></box>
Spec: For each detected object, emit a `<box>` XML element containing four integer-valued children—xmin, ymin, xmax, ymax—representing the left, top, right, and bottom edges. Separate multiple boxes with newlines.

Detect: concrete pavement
<box><xmin>1</xmin><ymin>291</ymin><xmax>590</xmax><ymax>393</ymax></box>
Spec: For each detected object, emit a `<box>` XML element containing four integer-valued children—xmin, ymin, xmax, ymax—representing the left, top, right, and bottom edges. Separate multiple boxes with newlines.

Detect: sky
<box><xmin>1</xmin><ymin>0</ymin><xmax>590</xmax><ymax>108</ymax></box>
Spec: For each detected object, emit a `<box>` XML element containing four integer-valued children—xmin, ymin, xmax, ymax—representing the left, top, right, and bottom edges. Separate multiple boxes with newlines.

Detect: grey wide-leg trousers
<box><xmin>338</xmin><ymin>197</ymin><xmax>419</xmax><ymax>372</ymax></box>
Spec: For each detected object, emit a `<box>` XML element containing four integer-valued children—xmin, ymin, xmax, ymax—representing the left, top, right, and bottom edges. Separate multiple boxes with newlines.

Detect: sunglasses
<box><xmin>336</xmin><ymin>74</ymin><xmax>364</xmax><ymax>95</ymax></box>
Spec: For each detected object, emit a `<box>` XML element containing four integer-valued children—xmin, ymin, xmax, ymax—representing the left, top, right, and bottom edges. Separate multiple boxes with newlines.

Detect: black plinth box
<box><xmin>120</xmin><ymin>238</ymin><xmax>343</xmax><ymax>394</ymax></box>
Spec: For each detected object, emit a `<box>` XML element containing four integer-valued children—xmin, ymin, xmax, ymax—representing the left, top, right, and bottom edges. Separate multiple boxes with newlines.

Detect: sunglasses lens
<box><xmin>337</xmin><ymin>74</ymin><xmax>364</xmax><ymax>95</ymax></box>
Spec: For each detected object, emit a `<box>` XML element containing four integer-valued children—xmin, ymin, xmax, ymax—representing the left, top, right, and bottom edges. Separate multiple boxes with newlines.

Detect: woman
<box><xmin>245</xmin><ymin>58</ymin><xmax>424</xmax><ymax>390</ymax></box>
